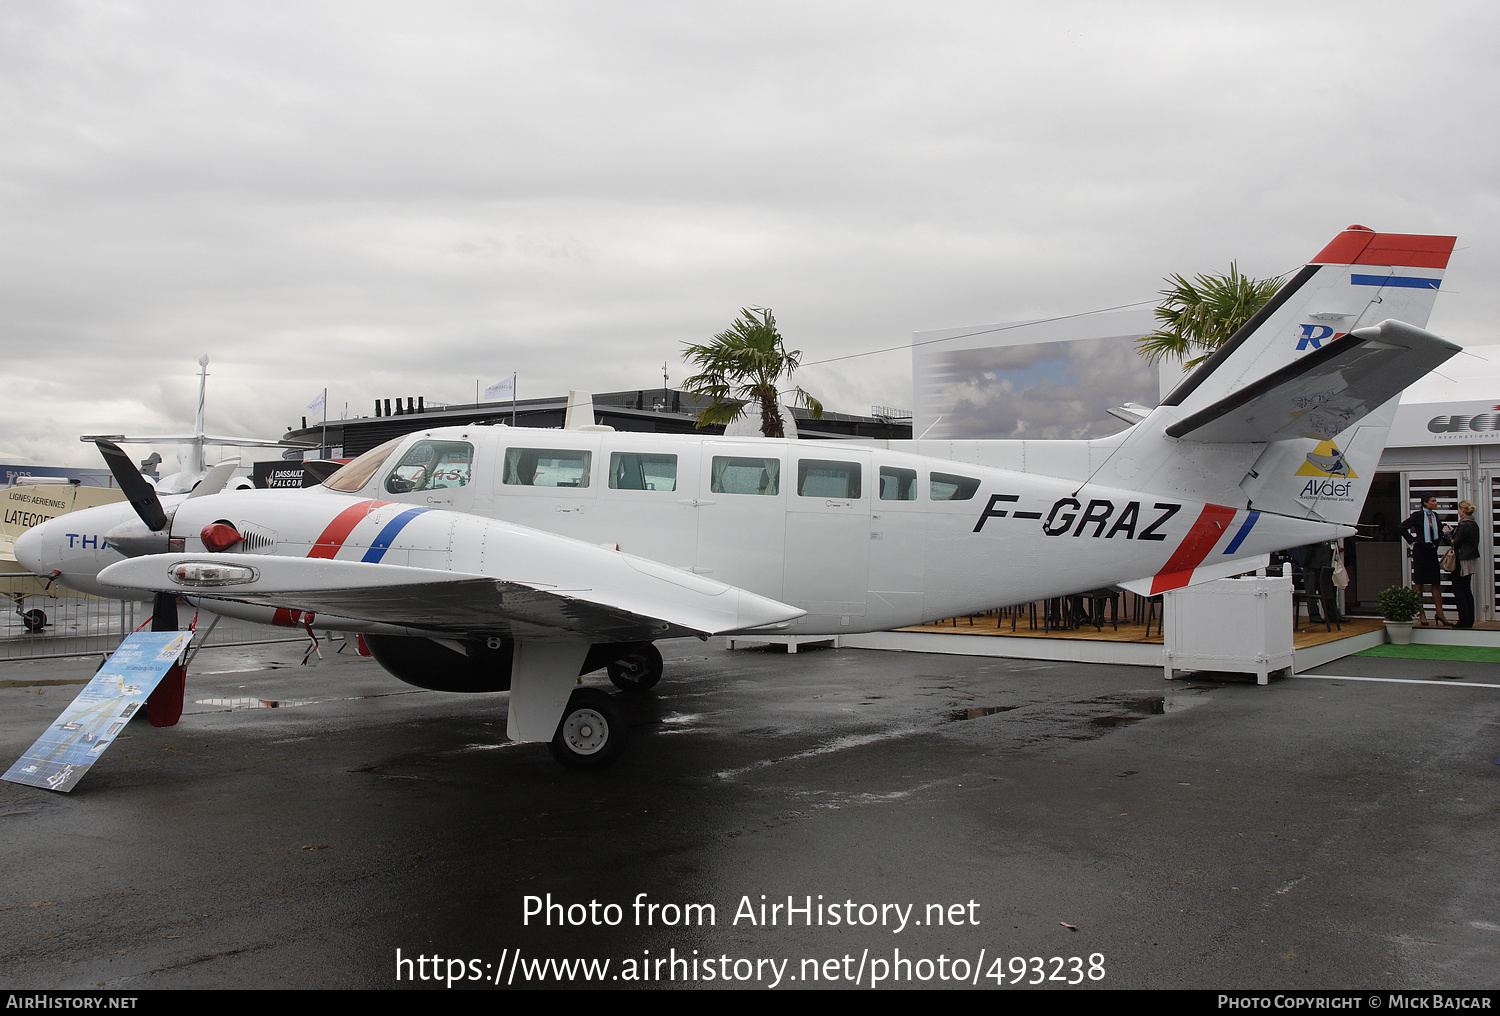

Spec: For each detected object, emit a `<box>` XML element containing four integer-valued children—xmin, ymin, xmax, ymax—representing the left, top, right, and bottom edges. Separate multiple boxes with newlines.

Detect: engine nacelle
<box><xmin>362</xmin><ymin>637</ymin><xmax>656</xmax><ymax>693</ymax></box>
<box><xmin>364</xmin><ymin>635</ymin><xmax>515</xmax><ymax>692</ymax></box>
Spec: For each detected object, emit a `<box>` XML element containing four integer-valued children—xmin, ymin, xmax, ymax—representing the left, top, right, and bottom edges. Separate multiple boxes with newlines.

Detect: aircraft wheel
<box><xmin>21</xmin><ymin>609</ymin><xmax>46</xmax><ymax>633</ymax></box>
<box><xmin>549</xmin><ymin>688</ymin><xmax>627</xmax><ymax>769</ymax></box>
<box><xmin>607</xmin><ymin>643</ymin><xmax>663</xmax><ymax>694</ymax></box>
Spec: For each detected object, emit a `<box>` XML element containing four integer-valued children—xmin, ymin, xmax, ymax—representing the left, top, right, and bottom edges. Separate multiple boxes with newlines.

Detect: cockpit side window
<box><xmin>384</xmin><ymin>441</ymin><xmax>474</xmax><ymax>494</ymax></box>
<box><xmin>322</xmin><ymin>437</ymin><xmax>405</xmax><ymax>493</ymax></box>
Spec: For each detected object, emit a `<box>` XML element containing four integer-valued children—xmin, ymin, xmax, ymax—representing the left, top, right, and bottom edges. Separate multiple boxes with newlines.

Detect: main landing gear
<box><xmin>606</xmin><ymin>643</ymin><xmax>663</xmax><ymax>694</ymax></box>
<box><xmin>549</xmin><ymin>688</ymin><xmax>626</xmax><ymax>768</ymax></box>
<box><xmin>544</xmin><ymin>642</ymin><xmax>662</xmax><ymax>768</ymax></box>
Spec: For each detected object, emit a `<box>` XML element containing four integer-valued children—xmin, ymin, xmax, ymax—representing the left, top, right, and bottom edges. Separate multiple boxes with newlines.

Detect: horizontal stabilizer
<box><xmin>1164</xmin><ymin>320</ymin><xmax>1459</xmax><ymax>444</ymax></box>
<box><xmin>97</xmin><ymin>552</ymin><xmax>803</xmax><ymax>643</ymax></box>
<box><xmin>81</xmin><ymin>434</ymin><xmax>315</xmax><ymax>448</ymax></box>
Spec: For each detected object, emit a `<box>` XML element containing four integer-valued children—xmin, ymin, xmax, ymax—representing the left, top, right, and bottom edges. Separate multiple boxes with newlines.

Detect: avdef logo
<box><xmin>1295</xmin><ymin>441</ymin><xmax>1356</xmax><ymax>479</ymax></box>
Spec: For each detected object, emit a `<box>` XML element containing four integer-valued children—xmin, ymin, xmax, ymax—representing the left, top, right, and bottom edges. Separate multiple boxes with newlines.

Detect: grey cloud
<box><xmin>1</xmin><ymin>2</ymin><xmax>1497</xmax><ymax>467</ymax></box>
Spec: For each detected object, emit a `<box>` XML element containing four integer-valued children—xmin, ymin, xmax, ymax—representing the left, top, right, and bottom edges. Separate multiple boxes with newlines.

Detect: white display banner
<box><xmin>912</xmin><ymin>308</ymin><xmax>1157</xmax><ymax>441</ymax></box>
<box><xmin>1389</xmin><ymin>398</ymin><xmax>1500</xmax><ymax>446</ymax></box>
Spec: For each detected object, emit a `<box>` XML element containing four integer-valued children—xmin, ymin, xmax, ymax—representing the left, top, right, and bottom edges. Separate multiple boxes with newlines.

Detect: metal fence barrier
<box><xmin>1</xmin><ymin>575</ymin><xmax>303</xmax><ymax>662</ymax></box>
<box><xmin>1</xmin><ymin>575</ymin><xmax>144</xmax><ymax>661</ymax></box>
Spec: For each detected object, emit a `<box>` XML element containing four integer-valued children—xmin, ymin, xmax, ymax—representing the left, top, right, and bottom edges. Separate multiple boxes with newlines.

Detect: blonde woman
<box><xmin>1449</xmin><ymin>500</ymin><xmax>1480</xmax><ymax>629</ymax></box>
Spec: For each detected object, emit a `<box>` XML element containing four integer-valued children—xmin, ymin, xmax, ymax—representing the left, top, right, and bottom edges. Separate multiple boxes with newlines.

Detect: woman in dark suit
<box><xmin>1400</xmin><ymin>495</ymin><xmax>1451</xmax><ymax>626</ymax></box>
<box><xmin>1449</xmin><ymin>500</ymin><xmax>1480</xmax><ymax>629</ymax></box>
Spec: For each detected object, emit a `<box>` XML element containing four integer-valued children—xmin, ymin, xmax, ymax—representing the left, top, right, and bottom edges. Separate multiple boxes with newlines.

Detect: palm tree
<box><xmin>1136</xmin><ymin>263</ymin><xmax>1283</xmax><ymax>368</ymax></box>
<box><xmin>681</xmin><ymin>307</ymin><xmax>823</xmax><ymax>438</ymax></box>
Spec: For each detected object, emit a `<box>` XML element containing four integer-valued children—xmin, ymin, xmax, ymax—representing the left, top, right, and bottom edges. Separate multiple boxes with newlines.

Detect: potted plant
<box><xmin>1377</xmin><ymin>586</ymin><xmax>1423</xmax><ymax>645</ymax></box>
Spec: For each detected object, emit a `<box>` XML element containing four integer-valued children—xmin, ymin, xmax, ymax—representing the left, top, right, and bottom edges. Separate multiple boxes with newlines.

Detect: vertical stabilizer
<box><xmin>1162</xmin><ymin>226</ymin><xmax>1453</xmax><ymax>417</ymax></box>
<box><xmin>1090</xmin><ymin>227</ymin><xmax>1458</xmax><ymax>520</ymax></box>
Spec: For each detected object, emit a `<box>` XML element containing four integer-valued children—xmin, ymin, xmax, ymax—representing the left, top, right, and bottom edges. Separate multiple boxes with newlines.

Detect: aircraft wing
<box><xmin>97</xmin><ymin>551</ymin><xmax>804</xmax><ymax>644</ymax></box>
<box><xmin>80</xmin><ymin>434</ymin><xmax>316</xmax><ymax>448</ymax></box>
<box><xmin>1163</xmin><ymin>319</ymin><xmax>1460</xmax><ymax>443</ymax></box>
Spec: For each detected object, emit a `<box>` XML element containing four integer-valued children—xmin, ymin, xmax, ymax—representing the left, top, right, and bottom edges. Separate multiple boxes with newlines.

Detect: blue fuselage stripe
<box><xmin>1350</xmin><ymin>274</ymin><xmax>1441</xmax><ymax>290</ymax></box>
<box><xmin>361</xmin><ymin>507</ymin><xmax>433</xmax><ymax>563</ymax></box>
<box><xmin>1223</xmin><ymin>510</ymin><xmax>1260</xmax><ymax>555</ymax></box>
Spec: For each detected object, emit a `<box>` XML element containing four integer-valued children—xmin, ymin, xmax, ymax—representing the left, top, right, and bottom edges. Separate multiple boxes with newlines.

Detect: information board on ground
<box><xmin>3</xmin><ymin>630</ymin><xmax>191</xmax><ymax>792</ymax></box>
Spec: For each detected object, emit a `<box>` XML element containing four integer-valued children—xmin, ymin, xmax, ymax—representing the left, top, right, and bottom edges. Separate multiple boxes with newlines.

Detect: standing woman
<box><xmin>1450</xmin><ymin>500</ymin><xmax>1480</xmax><ymax>629</ymax></box>
<box><xmin>1400</xmin><ymin>494</ymin><xmax>1452</xmax><ymax>626</ymax></box>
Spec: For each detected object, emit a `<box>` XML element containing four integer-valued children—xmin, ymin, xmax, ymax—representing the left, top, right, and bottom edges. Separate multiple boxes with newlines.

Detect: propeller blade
<box><xmin>185</xmin><ymin>457</ymin><xmax>241</xmax><ymax>500</ymax></box>
<box><xmin>95</xmin><ymin>439</ymin><xmax>168</xmax><ymax>532</ymax></box>
<box><xmin>145</xmin><ymin>591</ymin><xmax>185</xmax><ymax>727</ymax></box>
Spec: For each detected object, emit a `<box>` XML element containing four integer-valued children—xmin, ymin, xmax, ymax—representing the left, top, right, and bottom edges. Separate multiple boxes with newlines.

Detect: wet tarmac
<box><xmin>1</xmin><ymin>637</ymin><xmax>1497</xmax><ymax>990</ymax></box>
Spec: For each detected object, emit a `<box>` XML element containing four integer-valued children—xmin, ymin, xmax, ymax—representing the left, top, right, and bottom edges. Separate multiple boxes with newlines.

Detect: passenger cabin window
<box><xmin>710</xmin><ymin>456</ymin><xmax>780</xmax><ymax>496</ymax></box>
<box><xmin>798</xmin><ymin>459</ymin><xmax>861</xmax><ymax>499</ymax></box>
<box><xmin>929</xmin><ymin>471</ymin><xmax>980</xmax><ymax>501</ymax></box>
<box><xmin>503</xmin><ymin>448</ymin><xmax>592</xmax><ymax>488</ymax></box>
<box><xmin>609</xmin><ymin>453</ymin><xmax>677</xmax><ymax>491</ymax></box>
<box><xmin>383</xmin><ymin>440</ymin><xmax>473</xmax><ymax>495</ymax></box>
<box><xmin>879</xmin><ymin>466</ymin><xmax>917</xmax><ymax>501</ymax></box>
<box><xmin>324</xmin><ymin>436</ymin><xmax>404</xmax><ymax>493</ymax></box>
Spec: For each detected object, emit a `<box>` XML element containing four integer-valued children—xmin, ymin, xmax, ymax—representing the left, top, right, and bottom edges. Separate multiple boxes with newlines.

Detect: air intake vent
<box><xmin>236</xmin><ymin>523</ymin><xmax>277</xmax><ymax>553</ymax></box>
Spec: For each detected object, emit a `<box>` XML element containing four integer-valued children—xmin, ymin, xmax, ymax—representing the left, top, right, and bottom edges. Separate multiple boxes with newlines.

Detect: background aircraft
<box><xmin>81</xmin><ymin>355</ymin><xmax>312</xmax><ymax>494</ymax></box>
<box><xmin>1</xmin><ymin>480</ymin><xmax>126</xmax><ymax>632</ymax></box>
<box><xmin>16</xmin><ymin>226</ymin><xmax>1461</xmax><ymax>768</ymax></box>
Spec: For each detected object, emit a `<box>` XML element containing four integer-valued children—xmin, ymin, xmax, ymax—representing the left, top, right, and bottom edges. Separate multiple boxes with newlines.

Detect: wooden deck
<box><xmin>899</xmin><ymin>610</ymin><xmax>1388</xmax><ymax>651</ymax></box>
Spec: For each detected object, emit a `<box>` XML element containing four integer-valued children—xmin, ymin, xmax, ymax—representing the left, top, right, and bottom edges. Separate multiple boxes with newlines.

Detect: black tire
<box><xmin>21</xmin><ymin>609</ymin><xmax>46</xmax><ymax>633</ymax></box>
<box><xmin>607</xmin><ymin>643</ymin><xmax>663</xmax><ymax>694</ymax></box>
<box><xmin>548</xmin><ymin>688</ymin><xmax>626</xmax><ymax>768</ymax></box>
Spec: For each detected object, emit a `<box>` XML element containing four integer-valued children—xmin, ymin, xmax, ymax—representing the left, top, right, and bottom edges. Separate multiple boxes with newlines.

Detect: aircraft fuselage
<box><xmin>24</xmin><ymin>427</ymin><xmax>1344</xmax><ymax>636</ymax></box>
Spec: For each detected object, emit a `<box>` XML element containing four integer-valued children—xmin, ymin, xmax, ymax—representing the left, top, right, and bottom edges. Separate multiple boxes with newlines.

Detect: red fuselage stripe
<box><xmin>306</xmin><ymin>499</ymin><xmax>392</xmax><ymax>560</ymax></box>
<box><xmin>1150</xmin><ymin>504</ymin><xmax>1238</xmax><ymax>595</ymax></box>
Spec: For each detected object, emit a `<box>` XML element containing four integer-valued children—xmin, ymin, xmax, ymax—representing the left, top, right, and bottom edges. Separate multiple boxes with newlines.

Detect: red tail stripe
<box><xmin>1150</xmin><ymin>504</ymin><xmax>1238</xmax><ymax>595</ymax></box>
<box><xmin>1311</xmin><ymin>230</ymin><xmax>1455</xmax><ymax>270</ymax></box>
<box><xmin>307</xmin><ymin>499</ymin><xmax>392</xmax><ymax>560</ymax></box>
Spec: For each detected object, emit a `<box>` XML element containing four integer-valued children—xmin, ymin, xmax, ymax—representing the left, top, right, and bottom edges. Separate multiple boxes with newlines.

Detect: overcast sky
<box><xmin>4</xmin><ymin>1</ymin><xmax>1498</xmax><ymax>469</ymax></box>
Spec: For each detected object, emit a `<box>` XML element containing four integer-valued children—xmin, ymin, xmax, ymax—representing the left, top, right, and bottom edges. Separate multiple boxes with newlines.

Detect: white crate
<box><xmin>1163</xmin><ymin>575</ymin><xmax>1294</xmax><ymax>685</ymax></box>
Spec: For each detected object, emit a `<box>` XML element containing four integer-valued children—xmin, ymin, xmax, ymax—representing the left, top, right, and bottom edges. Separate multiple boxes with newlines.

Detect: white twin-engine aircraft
<box><xmin>15</xmin><ymin>225</ymin><xmax>1461</xmax><ymax>767</ymax></box>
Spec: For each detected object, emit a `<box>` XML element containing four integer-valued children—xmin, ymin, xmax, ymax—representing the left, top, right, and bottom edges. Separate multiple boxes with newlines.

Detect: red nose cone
<box><xmin>201</xmin><ymin>523</ymin><xmax>243</xmax><ymax>552</ymax></box>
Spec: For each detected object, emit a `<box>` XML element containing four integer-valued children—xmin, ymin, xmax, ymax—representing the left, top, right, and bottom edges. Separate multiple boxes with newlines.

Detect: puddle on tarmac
<box><xmin>948</xmin><ymin>705</ymin><xmax>1021</xmax><ymax>722</ymax></box>
<box><xmin>1084</xmin><ymin>693</ymin><xmax>1209</xmax><ymax>729</ymax></box>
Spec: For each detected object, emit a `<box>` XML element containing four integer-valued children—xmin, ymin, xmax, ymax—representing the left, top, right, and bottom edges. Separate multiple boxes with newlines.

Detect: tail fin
<box><xmin>1161</xmin><ymin>225</ymin><xmax>1454</xmax><ymax>414</ymax></box>
<box><xmin>1091</xmin><ymin>227</ymin><xmax>1460</xmax><ymax>524</ymax></box>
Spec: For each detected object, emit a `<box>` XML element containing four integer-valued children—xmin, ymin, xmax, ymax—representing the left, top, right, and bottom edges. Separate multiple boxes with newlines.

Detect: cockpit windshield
<box><xmin>321</xmin><ymin>437</ymin><xmax>405</xmax><ymax>493</ymax></box>
<box><xmin>383</xmin><ymin>440</ymin><xmax>473</xmax><ymax>494</ymax></box>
